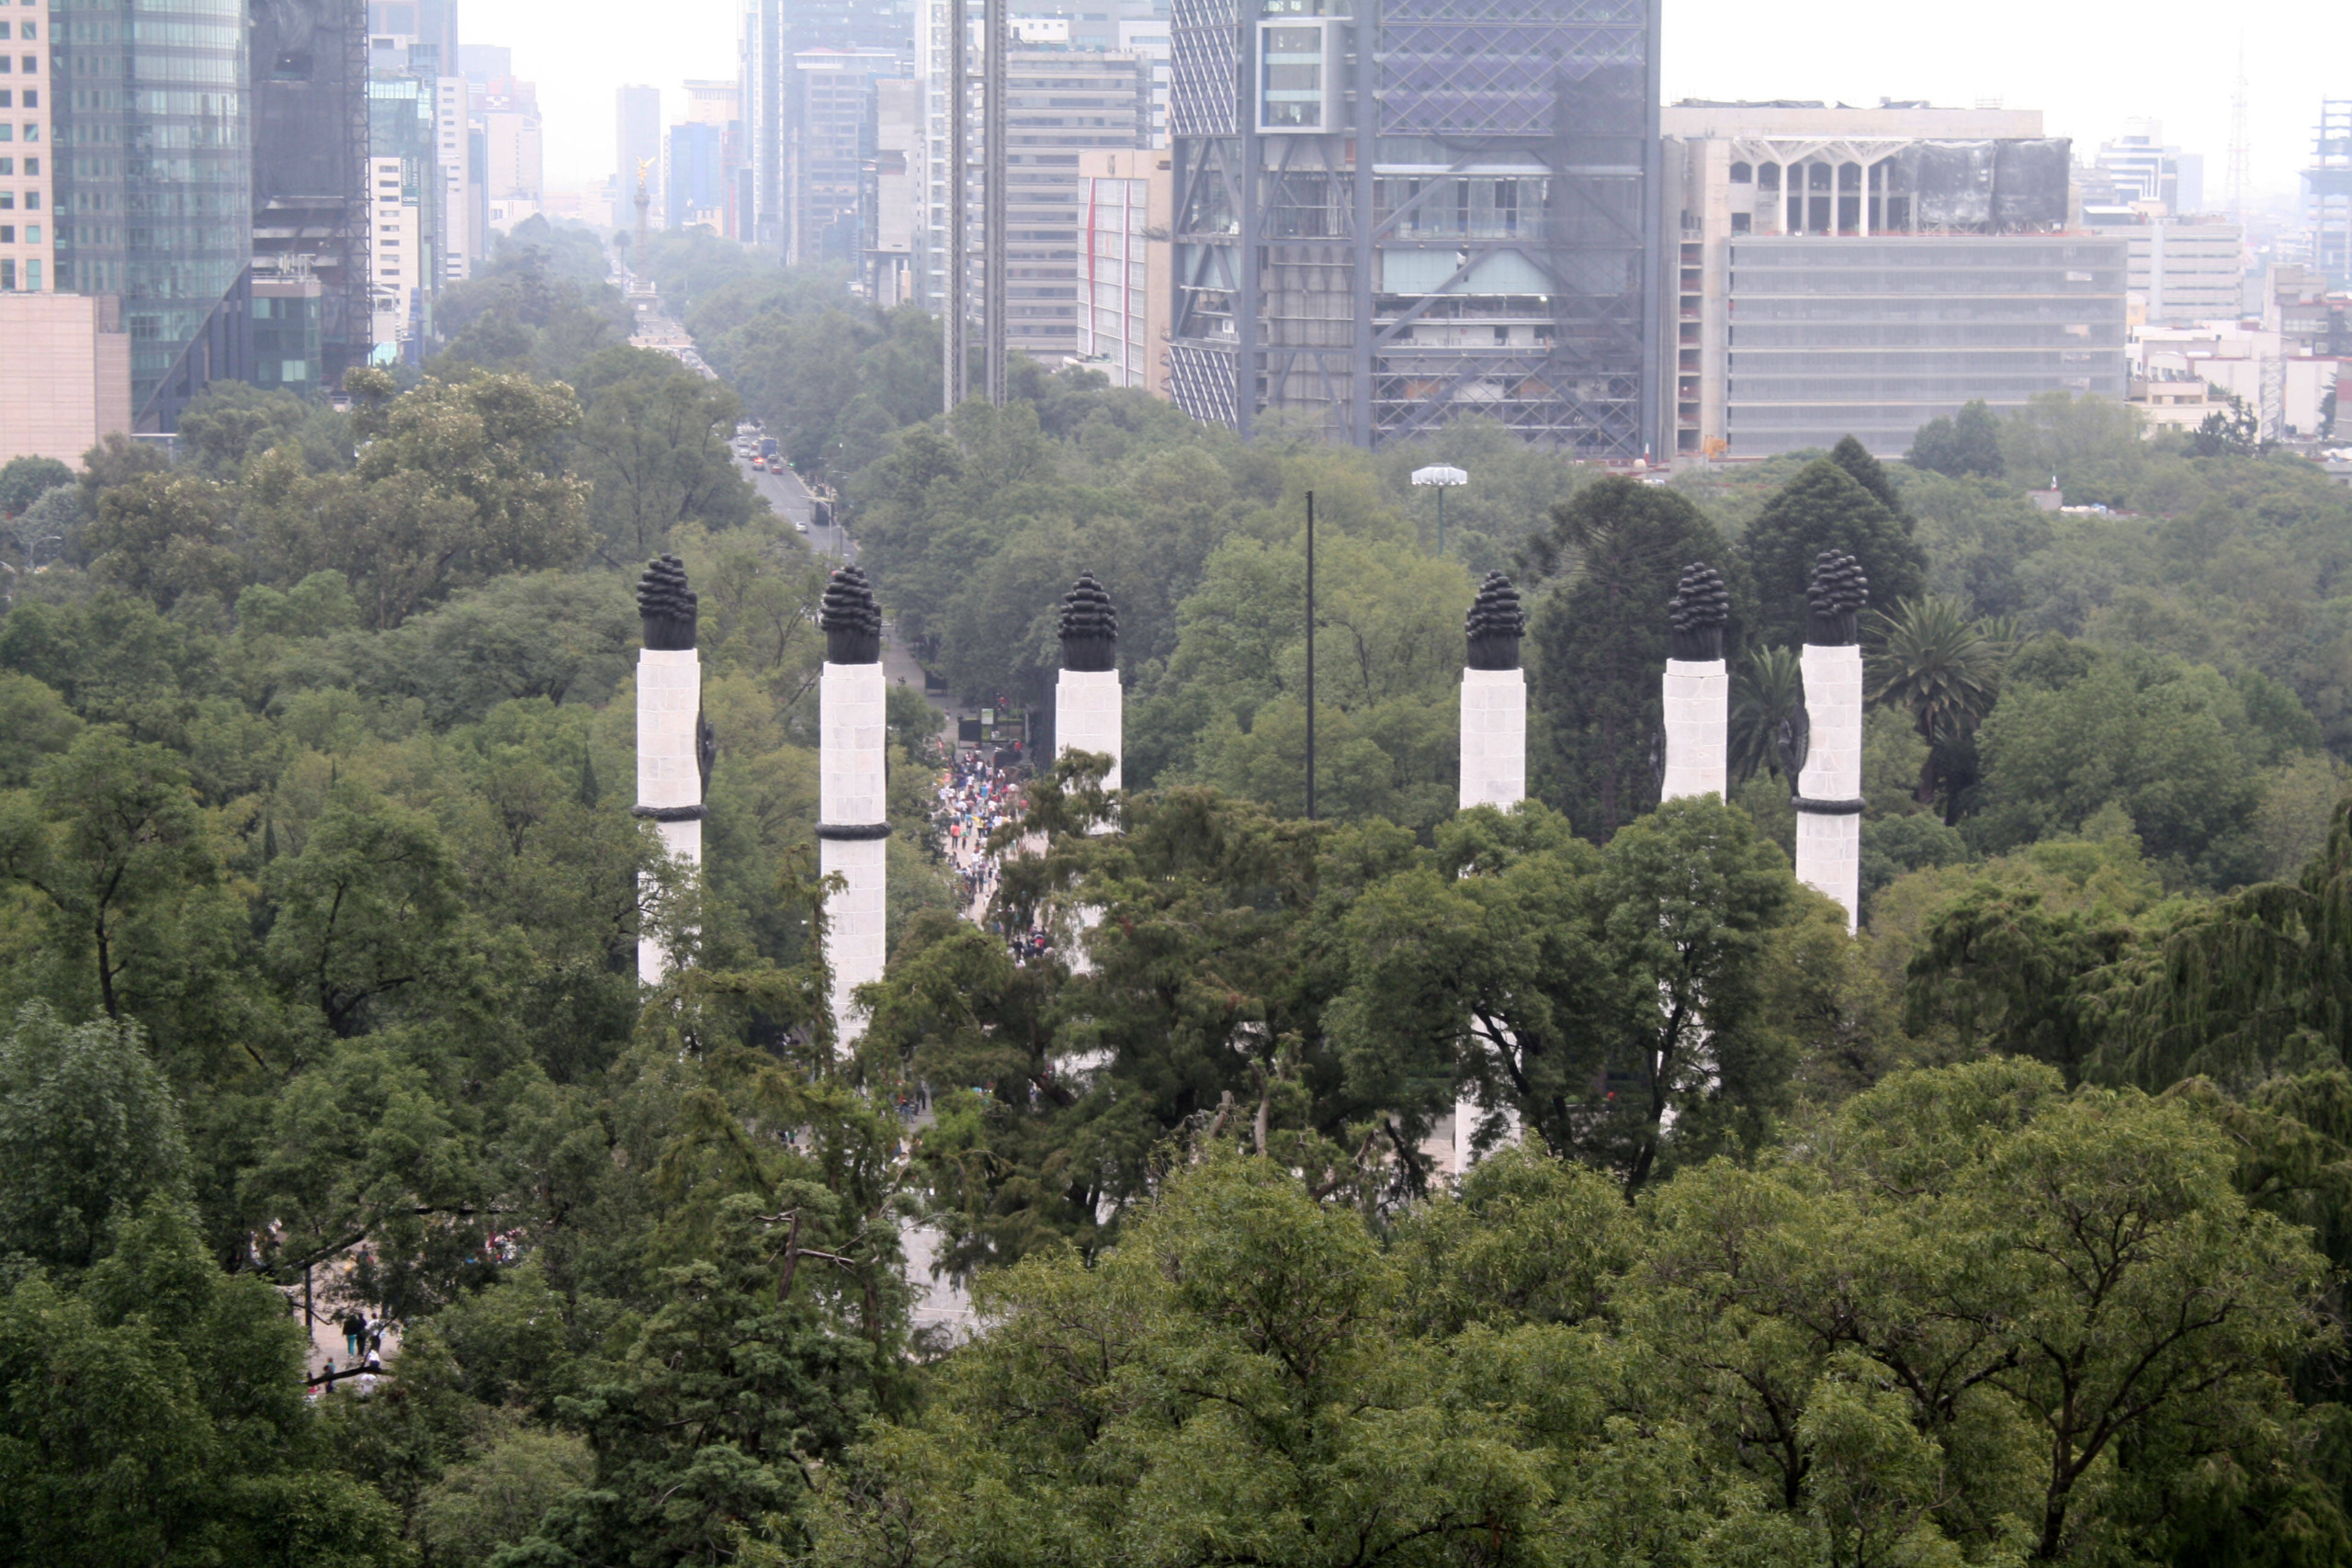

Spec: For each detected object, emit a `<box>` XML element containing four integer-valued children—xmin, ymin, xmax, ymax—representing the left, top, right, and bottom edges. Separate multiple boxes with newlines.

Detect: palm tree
<box><xmin>1729</xmin><ymin>646</ymin><xmax>1805</xmax><ymax>784</ymax></box>
<box><xmin>1867</xmin><ymin>596</ymin><xmax>2002</xmax><ymax>809</ymax></box>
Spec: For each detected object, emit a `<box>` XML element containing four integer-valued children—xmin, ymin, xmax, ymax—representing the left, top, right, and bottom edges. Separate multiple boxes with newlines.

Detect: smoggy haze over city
<box><xmin>471</xmin><ymin>0</ymin><xmax>2338</xmax><ymax>195</ymax></box>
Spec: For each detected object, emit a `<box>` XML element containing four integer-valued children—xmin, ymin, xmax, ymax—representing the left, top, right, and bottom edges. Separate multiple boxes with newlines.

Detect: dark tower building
<box><xmin>1166</xmin><ymin>0</ymin><xmax>1659</xmax><ymax>453</ymax></box>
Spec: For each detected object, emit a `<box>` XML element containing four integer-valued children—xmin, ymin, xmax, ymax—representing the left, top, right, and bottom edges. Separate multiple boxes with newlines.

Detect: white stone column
<box><xmin>1660</xmin><ymin>659</ymin><xmax>1728</xmax><ymax>802</ymax></box>
<box><xmin>821</xmin><ymin>656</ymin><xmax>890</xmax><ymax>1045</ymax></box>
<box><xmin>1458</xmin><ymin>668</ymin><xmax>1526</xmax><ymax>811</ymax></box>
<box><xmin>1054</xmin><ymin>666</ymin><xmax>1121</xmax><ymax>981</ymax></box>
<box><xmin>1795</xmin><ymin>641</ymin><xmax>1865</xmax><ymax>931</ymax></box>
<box><xmin>1454</xmin><ymin>571</ymin><xmax>1528</xmax><ymax>1174</ymax></box>
<box><xmin>634</xmin><ymin>554</ymin><xmax>706</xmax><ymax>987</ymax></box>
<box><xmin>1055</xmin><ymin>668</ymin><xmax>1123</xmax><ymax>797</ymax></box>
<box><xmin>635</xmin><ymin>646</ymin><xmax>704</xmax><ymax>984</ymax></box>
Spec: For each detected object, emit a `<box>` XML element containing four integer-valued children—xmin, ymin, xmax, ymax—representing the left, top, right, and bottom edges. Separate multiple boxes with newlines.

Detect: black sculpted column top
<box><xmin>1464</xmin><ymin>571</ymin><xmax>1526</xmax><ymax>671</ymax></box>
<box><xmin>637</xmin><ymin>553</ymin><xmax>698</xmax><ymax>650</ymax></box>
<box><xmin>1805</xmin><ymin>551</ymin><xmax>1869</xmax><ymax>647</ymax></box>
<box><xmin>820</xmin><ymin>565</ymin><xmax>883</xmax><ymax>664</ymax></box>
<box><xmin>1668</xmin><ymin>562</ymin><xmax>1729</xmax><ymax>661</ymax></box>
<box><xmin>1058</xmin><ymin>571</ymin><xmax>1118</xmax><ymax>671</ymax></box>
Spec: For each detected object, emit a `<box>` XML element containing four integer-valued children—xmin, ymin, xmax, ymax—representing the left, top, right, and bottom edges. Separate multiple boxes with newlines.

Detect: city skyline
<box><xmin>469</xmin><ymin>0</ymin><xmax>2338</xmax><ymax>202</ymax></box>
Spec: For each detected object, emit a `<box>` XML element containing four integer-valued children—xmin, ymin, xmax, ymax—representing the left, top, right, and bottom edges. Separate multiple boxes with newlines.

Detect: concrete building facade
<box><xmin>0</xmin><ymin>7</ymin><xmax>49</xmax><ymax>299</ymax></box>
<box><xmin>1075</xmin><ymin>149</ymin><xmax>1170</xmax><ymax>393</ymax></box>
<box><xmin>789</xmin><ymin>47</ymin><xmax>903</xmax><ymax>265</ymax></box>
<box><xmin>0</xmin><ymin>291</ymin><xmax>127</xmax><ymax>464</ymax></box>
<box><xmin>1660</xmin><ymin>101</ymin><xmax>2126</xmax><ymax>459</ymax></box>
<box><xmin>862</xmin><ymin>77</ymin><xmax>922</xmax><ymax>303</ymax></box>
<box><xmin>2089</xmin><ymin>211</ymin><xmax>2244</xmax><ymax>326</ymax></box>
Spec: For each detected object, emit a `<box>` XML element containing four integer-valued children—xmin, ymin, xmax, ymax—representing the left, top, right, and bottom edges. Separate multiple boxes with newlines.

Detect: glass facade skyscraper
<box><xmin>51</xmin><ymin>0</ymin><xmax>249</xmax><ymax>414</ymax></box>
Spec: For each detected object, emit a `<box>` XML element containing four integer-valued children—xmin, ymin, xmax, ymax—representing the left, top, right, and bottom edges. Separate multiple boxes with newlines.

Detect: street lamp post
<box><xmin>1411</xmin><ymin>464</ymin><xmax>1467</xmax><ymax>554</ymax></box>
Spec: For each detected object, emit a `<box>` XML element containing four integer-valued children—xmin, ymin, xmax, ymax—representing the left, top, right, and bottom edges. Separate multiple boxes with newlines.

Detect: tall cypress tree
<box><xmin>1740</xmin><ymin>457</ymin><xmax>1928</xmax><ymax>649</ymax></box>
<box><xmin>1527</xmin><ymin>478</ymin><xmax>1739</xmax><ymax>840</ymax></box>
<box><xmin>1830</xmin><ymin>434</ymin><xmax>1908</xmax><ymax>522</ymax></box>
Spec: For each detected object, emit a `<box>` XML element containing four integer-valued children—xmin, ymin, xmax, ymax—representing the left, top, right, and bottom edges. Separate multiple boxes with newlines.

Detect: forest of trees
<box><xmin>0</xmin><ymin>239</ymin><xmax>2349</xmax><ymax>1565</ymax></box>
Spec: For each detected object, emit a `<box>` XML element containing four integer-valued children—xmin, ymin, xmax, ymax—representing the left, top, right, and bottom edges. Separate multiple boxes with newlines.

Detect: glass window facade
<box><xmin>51</xmin><ymin>0</ymin><xmax>248</xmax><ymax>412</ymax></box>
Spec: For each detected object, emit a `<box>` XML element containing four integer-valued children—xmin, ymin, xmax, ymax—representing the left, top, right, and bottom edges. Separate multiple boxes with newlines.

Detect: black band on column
<box><xmin>632</xmin><ymin>804</ymin><xmax>709</xmax><ymax>821</ymax></box>
<box><xmin>817</xmin><ymin>821</ymin><xmax>892</xmax><ymax>840</ymax></box>
<box><xmin>1789</xmin><ymin>795</ymin><xmax>1866</xmax><ymax>816</ymax></box>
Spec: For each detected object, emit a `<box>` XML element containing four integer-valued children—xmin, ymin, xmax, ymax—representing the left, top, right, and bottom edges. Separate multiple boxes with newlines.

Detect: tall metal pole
<box><xmin>1305</xmin><ymin>490</ymin><xmax>1316</xmax><ymax>820</ymax></box>
<box><xmin>944</xmin><ymin>0</ymin><xmax>968</xmax><ymax>412</ymax></box>
<box><xmin>983</xmin><ymin>0</ymin><xmax>1008</xmax><ymax>403</ymax></box>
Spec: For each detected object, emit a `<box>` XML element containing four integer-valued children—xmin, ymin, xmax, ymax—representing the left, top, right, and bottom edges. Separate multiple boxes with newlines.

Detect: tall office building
<box><xmin>1166</xmin><ymin>0</ymin><xmax>1658</xmax><ymax>451</ymax></box>
<box><xmin>1076</xmin><ymin>148</ymin><xmax>1170</xmax><ymax>391</ymax></box>
<box><xmin>618</xmin><ymin>84</ymin><xmax>662</xmax><ymax>218</ymax></box>
<box><xmin>368</xmin><ymin>68</ymin><xmax>443</xmax><ymax>356</ymax></box>
<box><xmin>52</xmin><ymin>0</ymin><xmax>250</xmax><ymax>419</ymax></box>
<box><xmin>788</xmin><ymin>47</ymin><xmax>902</xmax><ymax>265</ymax></box>
<box><xmin>0</xmin><ymin>6</ymin><xmax>51</xmax><ymax>297</ymax></box>
<box><xmin>436</xmin><ymin>75</ymin><xmax>477</xmax><ymax>281</ymax></box>
<box><xmin>1659</xmin><ymin>101</ymin><xmax>2126</xmax><ymax>458</ymax></box>
<box><xmin>744</xmin><ymin>0</ymin><xmax>916</xmax><ymax>251</ymax></box>
<box><xmin>993</xmin><ymin>47</ymin><xmax>1151</xmax><ymax>363</ymax></box>
<box><xmin>668</xmin><ymin>121</ymin><xmax>727</xmax><ymax>229</ymax></box>
<box><xmin>2088</xmin><ymin>120</ymin><xmax>2205</xmax><ymax>220</ymax></box>
<box><xmin>862</xmin><ymin>76</ymin><xmax>921</xmax><ymax>301</ymax></box>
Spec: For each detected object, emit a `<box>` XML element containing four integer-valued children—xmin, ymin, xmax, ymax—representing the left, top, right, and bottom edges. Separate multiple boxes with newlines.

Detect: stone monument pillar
<box><xmin>1054</xmin><ymin>572</ymin><xmax>1119</xmax><ymax>984</ymax></box>
<box><xmin>819</xmin><ymin>565</ymin><xmax>889</xmax><ymax>1044</ymax></box>
<box><xmin>1054</xmin><ymin>571</ymin><xmax>1122</xmax><ymax>803</ymax></box>
<box><xmin>634</xmin><ymin>555</ymin><xmax>710</xmax><ymax>985</ymax></box>
<box><xmin>1792</xmin><ymin>551</ymin><xmax>1869</xmax><ymax>931</ymax></box>
<box><xmin>1454</xmin><ymin>571</ymin><xmax>1526</xmax><ymax>1174</ymax></box>
<box><xmin>1660</xmin><ymin>562</ymin><xmax>1730</xmax><ymax>802</ymax></box>
<box><xmin>1458</xmin><ymin>572</ymin><xmax>1527</xmax><ymax>811</ymax></box>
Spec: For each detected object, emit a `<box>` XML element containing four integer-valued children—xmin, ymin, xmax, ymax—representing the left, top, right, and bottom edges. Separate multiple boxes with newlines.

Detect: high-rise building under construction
<box><xmin>1165</xmin><ymin>0</ymin><xmax>1658</xmax><ymax>453</ymax></box>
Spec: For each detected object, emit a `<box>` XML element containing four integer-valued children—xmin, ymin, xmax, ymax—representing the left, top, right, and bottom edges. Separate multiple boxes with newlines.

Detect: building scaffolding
<box><xmin>1168</xmin><ymin>0</ymin><xmax>1658</xmax><ymax>454</ymax></box>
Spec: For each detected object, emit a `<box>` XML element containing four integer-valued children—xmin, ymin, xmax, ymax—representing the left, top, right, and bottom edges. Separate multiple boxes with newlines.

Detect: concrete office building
<box><xmin>1167</xmin><ymin>0</ymin><xmax>1657</xmax><ymax>451</ymax></box>
<box><xmin>1075</xmin><ymin>149</ymin><xmax>1170</xmax><ymax>393</ymax></box>
<box><xmin>992</xmin><ymin>47</ymin><xmax>1152</xmax><ymax>364</ymax></box>
<box><xmin>1659</xmin><ymin>100</ymin><xmax>2127</xmax><ymax>458</ymax></box>
<box><xmin>862</xmin><ymin>77</ymin><xmax>922</xmax><ymax>302</ymax></box>
<box><xmin>0</xmin><ymin>6</ymin><xmax>50</xmax><ymax>298</ymax></box>
<box><xmin>2089</xmin><ymin>212</ymin><xmax>2244</xmax><ymax>326</ymax></box>
<box><xmin>436</xmin><ymin>76</ymin><xmax>477</xmax><ymax>282</ymax></box>
<box><xmin>787</xmin><ymin>48</ymin><xmax>903</xmax><ymax>265</ymax></box>
<box><xmin>0</xmin><ymin>292</ymin><xmax>128</xmax><ymax>464</ymax></box>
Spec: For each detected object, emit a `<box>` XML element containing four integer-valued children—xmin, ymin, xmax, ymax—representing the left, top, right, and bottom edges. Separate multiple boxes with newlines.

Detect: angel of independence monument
<box><xmin>819</xmin><ymin>566</ymin><xmax>889</xmax><ymax>1045</ymax></box>
<box><xmin>1791</xmin><ymin>552</ymin><xmax>1869</xmax><ymax>931</ymax></box>
<box><xmin>634</xmin><ymin>555</ymin><xmax>712</xmax><ymax>985</ymax></box>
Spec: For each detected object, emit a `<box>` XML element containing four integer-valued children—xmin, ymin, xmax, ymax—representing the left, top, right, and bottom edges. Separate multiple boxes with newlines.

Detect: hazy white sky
<box><xmin>470</xmin><ymin>0</ymin><xmax>2338</xmax><ymax>198</ymax></box>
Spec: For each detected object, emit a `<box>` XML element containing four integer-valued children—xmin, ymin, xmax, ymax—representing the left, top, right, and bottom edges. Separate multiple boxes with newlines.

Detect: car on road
<box><xmin>794</xmin><ymin>521</ymin><xmax>808</xmax><ymax>534</ymax></box>
<box><xmin>752</xmin><ymin>457</ymin><xmax>767</xmax><ymax>471</ymax></box>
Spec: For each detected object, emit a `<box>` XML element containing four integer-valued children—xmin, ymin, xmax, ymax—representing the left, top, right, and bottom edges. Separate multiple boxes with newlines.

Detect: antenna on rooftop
<box><xmin>2226</xmin><ymin>40</ymin><xmax>2252</xmax><ymax>219</ymax></box>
